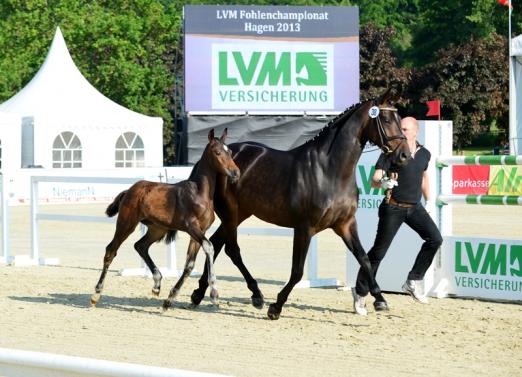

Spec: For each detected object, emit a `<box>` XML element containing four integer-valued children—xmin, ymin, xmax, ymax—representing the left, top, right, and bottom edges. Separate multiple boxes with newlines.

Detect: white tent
<box><xmin>0</xmin><ymin>112</ymin><xmax>21</xmax><ymax>173</ymax></box>
<box><xmin>0</xmin><ymin>27</ymin><xmax>163</xmax><ymax>170</ymax></box>
<box><xmin>510</xmin><ymin>34</ymin><xmax>522</xmax><ymax>155</ymax></box>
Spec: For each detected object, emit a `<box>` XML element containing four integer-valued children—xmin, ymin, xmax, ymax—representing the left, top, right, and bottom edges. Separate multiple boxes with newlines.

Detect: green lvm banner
<box><xmin>443</xmin><ymin>237</ymin><xmax>522</xmax><ymax>301</ymax></box>
<box><xmin>184</xmin><ymin>5</ymin><xmax>359</xmax><ymax>113</ymax></box>
<box><xmin>211</xmin><ymin>43</ymin><xmax>333</xmax><ymax>110</ymax></box>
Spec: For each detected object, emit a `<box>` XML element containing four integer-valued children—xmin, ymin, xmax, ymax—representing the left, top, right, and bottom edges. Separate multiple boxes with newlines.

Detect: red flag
<box><xmin>426</xmin><ymin>99</ymin><xmax>441</xmax><ymax>120</ymax></box>
<box><xmin>498</xmin><ymin>0</ymin><xmax>512</xmax><ymax>9</ymax></box>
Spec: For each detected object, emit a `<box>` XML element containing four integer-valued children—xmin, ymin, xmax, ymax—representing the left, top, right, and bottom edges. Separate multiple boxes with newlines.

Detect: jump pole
<box><xmin>435</xmin><ymin>154</ymin><xmax>522</xmax><ymax>207</ymax></box>
<box><xmin>435</xmin><ymin>155</ymin><xmax>522</xmax><ymax>225</ymax></box>
<box><xmin>436</xmin><ymin>155</ymin><xmax>522</xmax><ymax>167</ymax></box>
<box><xmin>438</xmin><ymin>194</ymin><xmax>522</xmax><ymax>205</ymax></box>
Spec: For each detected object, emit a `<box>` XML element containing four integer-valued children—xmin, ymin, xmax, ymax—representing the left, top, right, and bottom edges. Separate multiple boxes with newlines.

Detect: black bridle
<box><xmin>372</xmin><ymin>104</ymin><xmax>406</xmax><ymax>155</ymax></box>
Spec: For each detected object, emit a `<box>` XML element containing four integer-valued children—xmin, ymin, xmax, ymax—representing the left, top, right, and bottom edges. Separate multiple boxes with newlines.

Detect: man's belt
<box><xmin>387</xmin><ymin>197</ymin><xmax>415</xmax><ymax>208</ymax></box>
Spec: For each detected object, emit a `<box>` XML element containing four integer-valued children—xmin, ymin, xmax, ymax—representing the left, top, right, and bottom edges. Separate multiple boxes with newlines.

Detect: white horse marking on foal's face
<box><xmin>223</xmin><ymin>144</ymin><xmax>229</xmax><ymax>152</ymax></box>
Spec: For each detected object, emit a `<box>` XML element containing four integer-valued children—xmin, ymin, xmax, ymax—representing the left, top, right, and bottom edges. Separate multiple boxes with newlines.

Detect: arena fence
<box><xmin>437</xmin><ymin>194</ymin><xmax>522</xmax><ymax>205</ymax></box>
<box><xmin>0</xmin><ymin>347</ymin><xmax>229</xmax><ymax>377</ymax></box>
<box><xmin>436</xmin><ymin>155</ymin><xmax>522</xmax><ymax>167</ymax></box>
<box><xmin>14</xmin><ymin>175</ymin><xmax>339</xmax><ymax>288</ymax></box>
<box><xmin>433</xmin><ymin>155</ymin><xmax>522</xmax><ymax>301</ymax></box>
<box><xmin>0</xmin><ymin>174</ymin><xmax>8</xmax><ymax>264</ymax></box>
<box><xmin>25</xmin><ymin>176</ymin><xmax>181</xmax><ymax>275</ymax></box>
<box><xmin>436</xmin><ymin>155</ymin><xmax>522</xmax><ymax>206</ymax></box>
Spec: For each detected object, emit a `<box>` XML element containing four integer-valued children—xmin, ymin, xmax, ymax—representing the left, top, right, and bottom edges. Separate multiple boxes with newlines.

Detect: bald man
<box><xmin>352</xmin><ymin>117</ymin><xmax>443</xmax><ymax>315</ymax></box>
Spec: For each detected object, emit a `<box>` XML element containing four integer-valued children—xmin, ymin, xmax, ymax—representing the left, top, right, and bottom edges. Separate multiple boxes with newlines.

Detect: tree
<box><xmin>410</xmin><ymin>0</ymin><xmax>513</xmax><ymax>65</ymax></box>
<box><xmin>0</xmin><ymin>0</ymin><xmax>180</xmax><ymax>163</ymax></box>
<box><xmin>359</xmin><ymin>23</ymin><xmax>410</xmax><ymax>104</ymax></box>
<box><xmin>356</xmin><ymin>0</ymin><xmax>420</xmax><ymax>53</ymax></box>
<box><xmin>410</xmin><ymin>33</ymin><xmax>508</xmax><ymax>147</ymax></box>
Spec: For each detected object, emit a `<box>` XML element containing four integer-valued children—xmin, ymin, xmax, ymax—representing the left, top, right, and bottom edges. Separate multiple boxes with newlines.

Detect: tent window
<box><xmin>115</xmin><ymin>132</ymin><xmax>145</xmax><ymax>168</ymax></box>
<box><xmin>52</xmin><ymin>132</ymin><xmax>82</xmax><ymax>168</ymax></box>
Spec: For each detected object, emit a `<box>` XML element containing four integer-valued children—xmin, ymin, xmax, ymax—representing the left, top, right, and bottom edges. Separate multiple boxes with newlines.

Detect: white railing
<box><xmin>0</xmin><ymin>347</ymin><xmax>229</xmax><ymax>377</ymax></box>
<box><xmin>0</xmin><ymin>174</ymin><xmax>8</xmax><ymax>264</ymax></box>
<box><xmin>25</xmin><ymin>175</ymin><xmax>181</xmax><ymax>276</ymax></box>
<box><xmin>26</xmin><ymin>175</ymin><xmax>337</xmax><ymax>287</ymax></box>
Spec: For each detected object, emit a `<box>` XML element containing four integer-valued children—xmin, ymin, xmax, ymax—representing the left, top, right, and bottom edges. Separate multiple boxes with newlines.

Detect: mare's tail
<box><xmin>105</xmin><ymin>190</ymin><xmax>127</xmax><ymax>217</ymax></box>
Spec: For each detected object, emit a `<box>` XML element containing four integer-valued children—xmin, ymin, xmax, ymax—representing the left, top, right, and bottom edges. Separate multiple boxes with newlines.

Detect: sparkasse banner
<box><xmin>184</xmin><ymin>5</ymin><xmax>359</xmax><ymax>113</ymax></box>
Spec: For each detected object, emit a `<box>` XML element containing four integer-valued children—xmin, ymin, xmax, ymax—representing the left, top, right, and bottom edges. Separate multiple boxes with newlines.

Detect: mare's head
<box><xmin>362</xmin><ymin>90</ymin><xmax>411</xmax><ymax>166</ymax></box>
<box><xmin>205</xmin><ymin>128</ymin><xmax>240</xmax><ymax>182</ymax></box>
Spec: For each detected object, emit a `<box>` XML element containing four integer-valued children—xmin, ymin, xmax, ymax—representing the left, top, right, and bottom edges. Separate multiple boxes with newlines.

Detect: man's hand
<box><xmin>381</xmin><ymin>177</ymin><xmax>398</xmax><ymax>190</ymax></box>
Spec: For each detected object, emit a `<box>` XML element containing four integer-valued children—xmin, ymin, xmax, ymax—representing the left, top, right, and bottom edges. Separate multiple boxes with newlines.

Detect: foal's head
<box><xmin>363</xmin><ymin>90</ymin><xmax>411</xmax><ymax>166</ymax></box>
<box><xmin>205</xmin><ymin>128</ymin><xmax>240</xmax><ymax>182</ymax></box>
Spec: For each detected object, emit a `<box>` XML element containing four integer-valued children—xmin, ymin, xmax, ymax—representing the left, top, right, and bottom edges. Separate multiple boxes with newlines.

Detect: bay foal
<box><xmin>90</xmin><ymin>129</ymin><xmax>239</xmax><ymax>309</ymax></box>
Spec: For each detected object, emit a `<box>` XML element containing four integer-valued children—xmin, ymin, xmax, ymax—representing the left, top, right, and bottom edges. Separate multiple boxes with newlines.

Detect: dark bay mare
<box><xmin>190</xmin><ymin>93</ymin><xmax>411</xmax><ymax>320</ymax></box>
<box><xmin>90</xmin><ymin>129</ymin><xmax>240</xmax><ymax>310</ymax></box>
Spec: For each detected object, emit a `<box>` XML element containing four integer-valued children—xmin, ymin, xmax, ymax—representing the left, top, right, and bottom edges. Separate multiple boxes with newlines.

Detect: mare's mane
<box><xmin>304</xmin><ymin>100</ymin><xmax>364</xmax><ymax>150</ymax></box>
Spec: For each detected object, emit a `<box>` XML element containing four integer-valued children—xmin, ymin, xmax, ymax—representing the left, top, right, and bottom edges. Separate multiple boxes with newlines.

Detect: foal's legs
<box><xmin>134</xmin><ymin>225</ymin><xmax>167</xmax><ymax>296</ymax></box>
<box><xmin>267</xmin><ymin>227</ymin><xmax>312</xmax><ymax>320</ymax></box>
<box><xmin>91</xmin><ymin>216</ymin><xmax>138</xmax><ymax>306</ymax></box>
<box><xmin>191</xmin><ymin>225</ymin><xmax>226</xmax><ymax>306</ymax></box>
<box><xmin>163</xmin><ymin>227</ymin><xmax>218</xmax><ymax>310</ymax></box>
<box><xmin>162</xmin><ymin>238</ymin><xmax>201</xmax><ymax>310</ymax></box>
<box><xmin>334</xmin><ymin>221</ymin><xmax>386</xmax><ymax>304</ymax></box>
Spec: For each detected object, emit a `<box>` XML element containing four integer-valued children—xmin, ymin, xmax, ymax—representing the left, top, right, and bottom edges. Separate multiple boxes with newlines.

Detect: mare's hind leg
<box><xmin>267</xmin><ymin>227</ymin><xmax>312</xmax><ymax>320</ymax></box>
<box><xmin>91</xmin><ymin>217</ymin><xmax>138</xmax><ymax>306</ymax></box>
<box><xmin>134</xmin><ymin>225</ymin><xmax>167</xmax><ymax>296</ymax></box>
<box><xmin>163</xmin><ymin>238</ymin><xmax>201</xmax><ymax>310</ymax></box>
<box><xmin>334</xmin><ymin>220</ymin><xmax>386</xmax><ymax>306</ymax></box>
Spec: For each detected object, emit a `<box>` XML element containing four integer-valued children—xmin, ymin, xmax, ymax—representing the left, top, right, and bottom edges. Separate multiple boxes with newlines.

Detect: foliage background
<box><xmin>0</xmin><ymin>0</ymin><xmax>518</xmax><ymax>162</ymax></box>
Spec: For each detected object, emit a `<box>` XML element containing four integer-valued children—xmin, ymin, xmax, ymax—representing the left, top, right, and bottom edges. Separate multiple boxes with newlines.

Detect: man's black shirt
<box><xmin>375</xmin><ymin>146</ymin><xmax>431</xmax><ymax>204</ymax></box>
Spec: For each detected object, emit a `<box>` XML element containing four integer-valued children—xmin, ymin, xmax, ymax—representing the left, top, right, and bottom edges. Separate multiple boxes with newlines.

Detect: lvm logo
<box><xmin>454</xmin><ymin>240</ymin><xmax>522</xmax><ymax>291</ymax></box>
<box><xmin>211</xmin><ymin>43</ymin><xmax>334</xmax><ymax>110</ymax></box>
<box><xmin>357</xmin><ymin>164</ymin><xmax>385</xmax><ymax>209</ymax></box>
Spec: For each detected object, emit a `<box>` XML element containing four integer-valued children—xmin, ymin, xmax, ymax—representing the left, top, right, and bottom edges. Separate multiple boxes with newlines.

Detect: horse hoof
<box><xmin>190</xmin><ymin>290</ymin><xmax>204</xmax><ymax>306</ymax></box>
<box><xmin>152</xmin><ymin>288</ymin><xmax>160</xmax><ymax>297</ymax></box>
<box><xmin>210</xmin><ymin>288</ymin><xmax>219</xmax><ymax>306</ymax></box>
<box><xmin>251</xmin><ymin>295</ymin><xmax>264</xmax><ymax>309</ymax></box>
<box><xmin>267</xmin><ymin>304</ymin><xmax>281</xmax><ymax>320</ymax></box>
<box><xmin>373</xmin><ymin>300</ymin><xmax>389</xmax><ymax>311</ymax></box>
<box><xmin>90</xmin><ymin>293</ymin><xmax>100</xmax><ymax>306</ymax></box>
<box><xmin>162</xmin><ymin>300</ymin><xmax>172</xmax><ymax>312</ymax></box>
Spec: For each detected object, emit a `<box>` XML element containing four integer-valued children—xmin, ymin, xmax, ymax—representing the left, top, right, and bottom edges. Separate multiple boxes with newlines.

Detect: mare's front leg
<box><xmin>222</xmin><ymin>219</ymin><xmax>264</xmax><ymax>308</ymax></box>
<box><xmin>192</xmin><ymin>218</ymin><xmax>263</xmax><ymax>309</ymax></box>
<box><xmin>334</xmin><ymin>220</ymin><xmax>386</xmax><ymax>308</ymax></box>
<box><xmin>163</xmin><ymin>238</ymin><xmax>200</xmax><ymax>310</ymax></box>
<box><xmin>267</xmin><ymin>227</ymin><xmax>312</xmax><ymax>320</ymax></box>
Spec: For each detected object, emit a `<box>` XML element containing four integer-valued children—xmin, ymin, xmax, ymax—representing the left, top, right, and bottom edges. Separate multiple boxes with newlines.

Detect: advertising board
<box><xmin>184</xmin><ymin>5</ymin><xmax>359</xmax><ymax>113</ymax></box>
